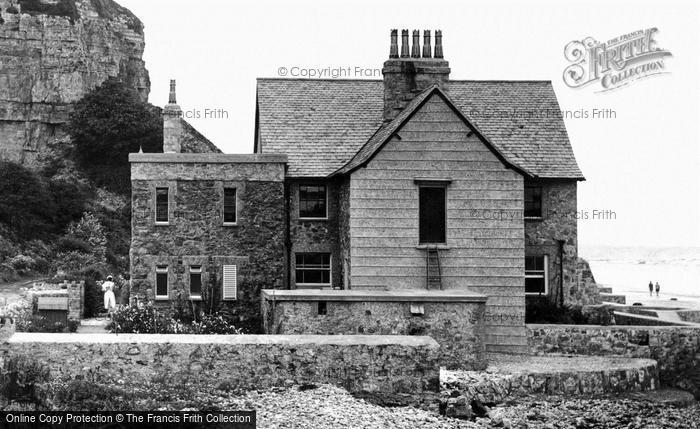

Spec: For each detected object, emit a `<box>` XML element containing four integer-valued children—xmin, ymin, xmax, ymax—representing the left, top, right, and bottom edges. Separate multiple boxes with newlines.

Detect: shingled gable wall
<box><xmin>129</xmin><ymin>153</ymin><xmax>287</xmax><ymax>332</ymax></box>
<box><xmin>347</xmin><ymin>94</ymin><xmax>527</xmax><ymax>353</ymax></box>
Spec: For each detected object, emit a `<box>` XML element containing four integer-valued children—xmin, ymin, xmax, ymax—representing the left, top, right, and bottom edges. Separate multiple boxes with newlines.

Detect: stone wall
<box><xmin>527</xmin><ymin>324</ymin><xmax>700</xmax><ymax>387</ymax></box>
<box><xmin>26</xmin><ymin>281</ymin><xmax>84</xmax><ymax>321</ymax></box>
<box><xmin>524</xmin><ymin>180</ymin><xmax>593</xmax><ymax>306</ymax></box>
<box><xmin>129</xmin><ymin>154</ymin><xmax>287</xmax><ymax>331</ymax></box>
<box><xmin>261</xmin><ymin>290</ymin><xmax>487</xmax><ymax>370</ymax></box>
<box><xmin>0</xmin><ymin>332</ymin><xmax>440</xmax><ymax>404</ymax></box>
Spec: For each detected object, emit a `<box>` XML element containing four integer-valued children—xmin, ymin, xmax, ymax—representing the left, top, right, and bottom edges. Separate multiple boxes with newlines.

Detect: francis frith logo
<box><xmin>563</xmin><ymin>28</ymin><xmax>672</xmax><ymax>92</ymax></box>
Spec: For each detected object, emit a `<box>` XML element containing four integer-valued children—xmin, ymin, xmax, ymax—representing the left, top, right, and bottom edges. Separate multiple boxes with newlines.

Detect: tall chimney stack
<box><xmin>163</xmin><ymin>79</ymin><xmax>183</xmax><ymax>153</ymax></box>
<box><xmin>382</xmin><ymin>29</ymin><xmax>450</xmax><ymax>121</ymax></box>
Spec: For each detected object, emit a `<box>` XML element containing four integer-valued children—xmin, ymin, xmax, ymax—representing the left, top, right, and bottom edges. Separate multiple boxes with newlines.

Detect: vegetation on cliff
<box><xmin>0</xmin><ymin>78</ymin><xmax>161</xmax><ymax>285</ymax></box>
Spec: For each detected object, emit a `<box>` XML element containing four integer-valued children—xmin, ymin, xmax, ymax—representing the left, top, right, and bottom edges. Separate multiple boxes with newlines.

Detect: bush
<box><xmin>51</xmin><ymin>379</ymin><xmax>136</xmax><ymax>411</ymax></box>
<box><xmin>0</xmin><ymin>161</ymin><xmax>56</xmax><ymax>238</ymax></box>
<box><xmin>57</xmin><ymin>236</ymin><xmax>93</xmax><ymax>254</ymax></box>
<box><xmin>8</xmin><ymin>255</ymin><xmax>35</xmax><ymax>275</ymax></box>
<box><xmin>2</xmin><ymin>300</ymin><xmax>33</xmax><ymax>331</ymax></box>
<box><xmin>80</xmin><ymin>264</ymin><xmax>108</xmax><ymax>318</ymax></box>
<box><xmin>525</xmin><ymin>298</ymin><xmax>590</xmax><ymax>324</ymax></box>
<box><xmin>17</xmin><ymin>0</ymin><xmax>79</xmax><ymax>23</ymax></box>
<box><xmin>110</xmin><ymin>304</ymin><xmax>243</xmax><ymax>335</ymax></box>
<box><xmin>68</xmin><ymin>77</ymin><xmax>162</xmax><ymax>194</ymax></box>
<box><xmin>5</xmin><ymin>5</ymin><xmax>19</xmax><ymax>14</ymax></box>
<box><xmin>0</xmin><ymin>356</ymin><xmax>50</xmax><ymax>406</ymax></box>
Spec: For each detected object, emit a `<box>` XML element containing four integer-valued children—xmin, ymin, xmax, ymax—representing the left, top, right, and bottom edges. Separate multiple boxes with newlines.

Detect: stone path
<box><xmin>76</xmin><ymin>317</ymin><xmax>110</xmax><ymax>333</ymax></box>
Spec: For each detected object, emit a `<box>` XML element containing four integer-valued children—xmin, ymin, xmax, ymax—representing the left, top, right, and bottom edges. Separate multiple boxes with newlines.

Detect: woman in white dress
<box><xmin>102</xmin><ymin>275</ymin><xmax>116</xmax><ymax>312</ymax></box>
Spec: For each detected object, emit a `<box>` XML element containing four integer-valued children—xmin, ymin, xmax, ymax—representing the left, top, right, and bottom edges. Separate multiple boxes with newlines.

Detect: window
<box><xmin>155</xmin><ymin>188</ymin><xmax>169</xmax><ymax>224</ymax></box>
<box><xmin>223</xmin><ymin>188</ymin><xmax>237</xmax><ymax>225</ymax></box>
<box><xmin>190</xmin><ymin>266</ymin><xmax>202</xmax><ymax>300</ymax></box>
<box><xmin>525</xmin><ymin>255</ymin><xmax>548</xmax><ymax>295</ymax></box>
<box><xmin>156</xmin><ymin>265</ymin><xmax>169</xmax><ymax>299</ymax></box>
<box><xmin>299</xmin><ymin>185</ymin><xmax>327</xmax><ymax>219</ymax></box>
<box><xmin>295</xmin><ymin>253</ymin><xmax>331</xmax><ymax>286</ymax></box>
<box><xmin>419</xmin><ymin>187</ymin><xmax>446</xmax><ymax>244</ymax></box>
<box><xmin>524</xmin><ymin>185</ymin><xmax>542</xmax><ymax>219</ymax></box>
<box><xmin>222</xmin><ymin>265</ymin><xmax>237</xmax><ymax>300</ymax></box>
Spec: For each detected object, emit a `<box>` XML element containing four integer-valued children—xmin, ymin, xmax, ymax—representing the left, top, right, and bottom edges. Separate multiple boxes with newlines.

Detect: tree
<box><xmin>67</xmin><ymin>77</ymin><xmax>162</xmax><ymax>193</ymax></box>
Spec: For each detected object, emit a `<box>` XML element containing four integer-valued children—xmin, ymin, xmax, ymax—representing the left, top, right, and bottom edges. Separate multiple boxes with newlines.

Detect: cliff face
<box><xmin>0</xmin><ymin>0</ymin><xmax>150</xmax><ymax>164</ymax></box>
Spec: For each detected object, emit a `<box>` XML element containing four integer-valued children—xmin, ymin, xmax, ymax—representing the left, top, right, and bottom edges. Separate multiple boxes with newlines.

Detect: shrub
<box><xmin>0</xmin><ymin>356</ymin><xmax>50</xmax><ymax>406</ymax></box>
<box><xmin>6</xmin><ymin>5</ymin><xmax>19</xmax><ymax>14</ymax></box>
<box><xmin>2</xmin><ymin>300</ymin><xmax>33</xmax><ymax>331</ymax></box>
<box><xmin>57</xmin><ymin>236</ymin><xmax>93</xmax><ymax>254</ymax></box>
<box><xmin>51</xmin><ymin>378</ymin><xmax>136</xmax><ymax>411</ymax></box>
<box><xmin>80</xmin><ymin>264</ymin><xmax>108</xmax><ymax>317</ymax></box>
<box><xmin>0</xmin><ymin>161</ymin><xmax>56</xmax><ymax>238</ymax></box>
<box><xmin>17</xmin><ymin>0</ymin><xmax>79</xmax><ymax>23</ymax></box>
<box><xmin>8</xmin><ymin>255</ymin><xmax>35</xmax><ymax>275</ymax></box>
<box><xmin>66</xmin><ymin>212</ymin><xmax>107</xmax><ymax>262</ymax></box>
<box><xmin>110</xmin><ymin>304</ymin><xmax>243</xmax><ymax>335</ymax></box>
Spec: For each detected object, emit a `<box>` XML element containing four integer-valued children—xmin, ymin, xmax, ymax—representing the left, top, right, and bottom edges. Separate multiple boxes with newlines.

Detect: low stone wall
<box><xmin>262</xmin><ymin>290</ymin><xmax>487</xmax><ymax>370</ymax></box>
<box><xmin>0</xmin><ymin>332</ymin><xmax>440</xmax><ymax>405</ymax></box>
<box><xmin>527</xmin><ymin>324</ymin><xmax>700</xmax><ymax>388</ymax></box>
<box><xmin>678</xmin><ymin>310</ymin><xmax>700</xmax><ymax>324</ymax></box>
<box><xmin>613</xmin><ymin>312</ymin><xmax>697</xmax><ymax>327</ymax></box>
<box><xmin>26</xmin><ymin>281</ymin><xmax>84</xmax><ymax>321</ymax></box>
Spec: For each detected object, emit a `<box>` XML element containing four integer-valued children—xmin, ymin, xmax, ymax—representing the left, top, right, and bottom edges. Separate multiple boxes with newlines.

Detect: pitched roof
<box><xmin>334</xmin><ymin>86</ymin><xmax>530</xmax><ymax>177</ymax></box>
<box><xmin>256</xmin><ymin>78</ymin><xmax>584</xmax><ymax>179</ymax></box>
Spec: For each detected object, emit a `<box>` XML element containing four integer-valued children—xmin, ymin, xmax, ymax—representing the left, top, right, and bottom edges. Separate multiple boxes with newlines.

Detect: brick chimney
<box><xmin>163</xmin><ymin>79</ymin><xmax>182</xmax><ymax>153</ymax></box>
<box><xmin>383</xmin><ymin>29</ymin><xmax>450</xmax><ymax>121</ymax></box>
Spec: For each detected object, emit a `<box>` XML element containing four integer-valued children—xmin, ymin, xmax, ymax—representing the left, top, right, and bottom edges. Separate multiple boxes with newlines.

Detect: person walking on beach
<box><xmin>655</xmin><ymin>281</ymin><xmax>660</xmax><ymax>297</ymax></box>
<box><xmin>648</xmin><ymin>281</ymin><xmax>654</xmax><ymax>296</ymax></box>
<box><xmin>102</xmin><ymin>275</ymin><xmax>116</xmax><ymax>312</ymax></box>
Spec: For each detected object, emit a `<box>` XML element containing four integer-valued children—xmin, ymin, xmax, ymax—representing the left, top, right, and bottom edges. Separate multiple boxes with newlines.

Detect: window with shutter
<box><xmin>222</xmin><ymin>265</ymin><xmax>237</xmax><ymax>300</ymax></box>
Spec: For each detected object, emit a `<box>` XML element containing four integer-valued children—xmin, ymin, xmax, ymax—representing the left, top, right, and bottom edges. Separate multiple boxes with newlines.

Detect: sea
<box><xmin>580</xmin><ymin>246</ymin><xmax>700</xmax><ymax>307</ymax></box>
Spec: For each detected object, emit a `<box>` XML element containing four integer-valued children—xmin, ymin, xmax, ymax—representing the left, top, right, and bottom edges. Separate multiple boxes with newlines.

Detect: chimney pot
<box><xmin>434</xmin><ymin>30</ymin><xmax>444</xmax><ymax>59</ymax></box>
<box><xmin>389</xmin><ymin>29</ymin><xmax>399</xmax><ymax>58</ymax></box>
<box><xmin>168</xmin><ymin>79</ymin><xmax>177</xmax><ymax>104</ymax></box>
<box><xmin>422</xmin><ymin>30</ymin><xmax>432</xmax><ymax>58</ymax></box>
<box><xmin>400</xmin><ymin>29</ymin><xmax>409</xmax><ymax>58</ymax></box>
<box><xmin>411</xmin><ymin>30</ymin><xmax>420</xmax><ymax>58</ymax></box>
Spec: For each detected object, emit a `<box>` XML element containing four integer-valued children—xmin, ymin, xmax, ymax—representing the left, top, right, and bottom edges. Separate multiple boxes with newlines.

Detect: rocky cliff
<box><xmin>0</xmin><ymin>0</ymin><xmax>150</xmax><ymax>164</ymax></box>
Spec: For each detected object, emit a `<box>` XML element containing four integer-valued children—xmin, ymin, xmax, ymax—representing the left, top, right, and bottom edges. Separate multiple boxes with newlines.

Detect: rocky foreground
<box><xmin>202</xmin><ymin>385</ymin><xmax>700</xmax><ymax>429</ymax></box>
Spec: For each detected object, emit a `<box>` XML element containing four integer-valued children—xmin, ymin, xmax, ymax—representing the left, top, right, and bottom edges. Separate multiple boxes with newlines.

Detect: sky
<box><xmin>119</xmin><ymin>0</ymin><xmax>700</xmax><ymax>248</ymax></box>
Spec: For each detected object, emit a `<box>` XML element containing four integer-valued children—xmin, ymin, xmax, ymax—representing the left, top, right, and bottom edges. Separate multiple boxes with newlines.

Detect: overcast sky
<box><xmin>119</xmin><ymin>0</ymin><xmax>700</xmax><ymax>248</ymax></box>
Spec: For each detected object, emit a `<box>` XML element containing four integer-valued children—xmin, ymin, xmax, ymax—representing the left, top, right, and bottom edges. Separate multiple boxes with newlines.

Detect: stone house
<box><xmin>130</xmin><ymin>30</ymin><xmax>584</xmax><ymax>353</ymax></box>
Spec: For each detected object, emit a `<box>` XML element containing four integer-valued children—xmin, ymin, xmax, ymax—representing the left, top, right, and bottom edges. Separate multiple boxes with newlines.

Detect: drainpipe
<box><xmin>284</xmin><ymin>181</ymin><xmax>292</xmax><ymax>290</ymax></box>
<box><xmin>557</xmin><ymin>240</ymin><xmax>565</xmax><ymax>308</ymax></box>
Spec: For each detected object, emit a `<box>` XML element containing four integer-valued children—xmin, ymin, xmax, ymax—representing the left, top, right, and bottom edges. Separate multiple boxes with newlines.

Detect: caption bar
<box><xmin>1</xmin><ymin>411</ymin><xmax>256</xmax><ymax>428</ymax></box>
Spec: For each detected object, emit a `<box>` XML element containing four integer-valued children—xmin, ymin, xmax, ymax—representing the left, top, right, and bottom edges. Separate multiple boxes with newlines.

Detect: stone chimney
<box><xmin>163</xmin><ymin>79</ymin><xmax>183</xmax><ymax>153</ymax></box>
<box><xmin>383</xmin><ymin>29</ymin><xmax>450</xmax><ymax>121</ymax></box>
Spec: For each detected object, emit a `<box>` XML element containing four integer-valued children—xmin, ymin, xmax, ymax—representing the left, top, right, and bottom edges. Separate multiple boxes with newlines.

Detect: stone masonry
<box><xmin>0</xmin><ymin>332</ymin><xmax>440</xmax><ymax>405</ymax></box>
<box><xmin>261</xmin><ymin>289</ymin><xmax>487</xmax><ymax>370</ymax></box>
<box><xmin>129</xmin><ymin>153</ymin><xmax>287</xmax><ymax>331</ymax></box>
